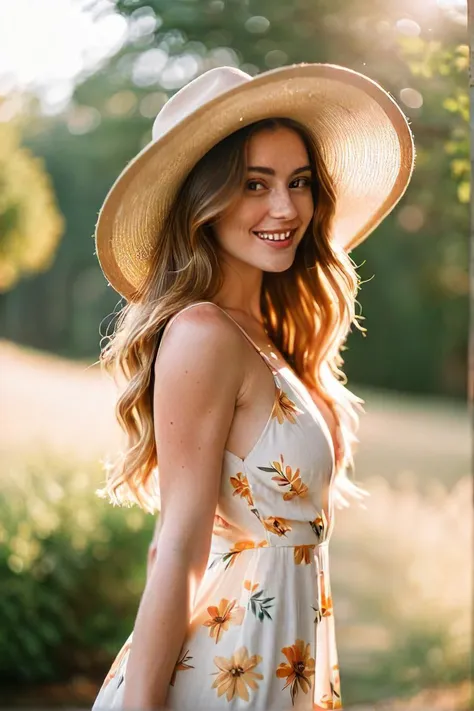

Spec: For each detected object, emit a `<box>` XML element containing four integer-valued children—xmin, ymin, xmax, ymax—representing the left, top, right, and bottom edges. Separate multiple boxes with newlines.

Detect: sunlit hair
<box><xmin>97</xmin><ymin>117</ymin><xmax>368</xmax><ymax>514</ymax></box>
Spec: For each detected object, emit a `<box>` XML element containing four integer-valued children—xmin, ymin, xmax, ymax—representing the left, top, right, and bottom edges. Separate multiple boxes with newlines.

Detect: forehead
<box><xmin>245</xmin><ymin>126</ymin><xmax>310</xmax><ymax>167</ymax></box>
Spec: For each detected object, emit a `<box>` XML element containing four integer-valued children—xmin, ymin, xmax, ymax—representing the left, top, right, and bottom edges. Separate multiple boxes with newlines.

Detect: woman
<box><xmin>92</xmin><ymin>64</ymin><xmax>415</xmax><ymax>710</ymax></box>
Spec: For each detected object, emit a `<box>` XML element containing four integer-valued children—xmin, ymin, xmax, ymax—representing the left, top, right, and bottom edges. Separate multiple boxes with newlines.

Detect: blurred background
<box><xmin>0</xmin><ymin>0</ymin><xmax>471</xmax><ymax>709</ymax></box>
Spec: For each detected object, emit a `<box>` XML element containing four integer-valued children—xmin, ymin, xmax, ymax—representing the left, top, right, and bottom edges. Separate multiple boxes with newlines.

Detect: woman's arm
<box><xmin>146</xmin><ymin>518</ymin><xmax>160</xmax><ymax>582</ymax></box>
<box><xmin>122</xmin><ymin>305</ymin><xmax>245</xmax><ymax>710</ymax></box>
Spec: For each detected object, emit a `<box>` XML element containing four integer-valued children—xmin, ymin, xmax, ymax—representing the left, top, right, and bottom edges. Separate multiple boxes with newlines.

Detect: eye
<box><xmin>290</xmin><ymin>177</ymin><xmax>312</xmax><ymax>189</ymax></box>
<box><xmin>246</xmin><ymin>180</ymin><xmax>266</xmax><ymax>192</ymax></box>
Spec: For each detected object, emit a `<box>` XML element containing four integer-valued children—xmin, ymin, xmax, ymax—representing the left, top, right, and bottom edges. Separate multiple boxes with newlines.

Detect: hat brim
<box><xmin>95</xmin><ymin>63</ymin><xmax>415</xmax><ymax>300</ymax></box>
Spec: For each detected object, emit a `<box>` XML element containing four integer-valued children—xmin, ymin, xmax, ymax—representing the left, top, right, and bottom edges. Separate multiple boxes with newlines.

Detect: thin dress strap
<box><xmin>156</xmin><ymin>300</ymin><xmax>278</xmax><ymax>379</ymax></box>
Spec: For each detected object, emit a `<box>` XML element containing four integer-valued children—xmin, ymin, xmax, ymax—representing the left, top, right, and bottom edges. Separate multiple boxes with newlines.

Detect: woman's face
<box><xmin>212</xmin><ymin>126</ymin><xmax>314</xmax><ymax>273</ymax></box>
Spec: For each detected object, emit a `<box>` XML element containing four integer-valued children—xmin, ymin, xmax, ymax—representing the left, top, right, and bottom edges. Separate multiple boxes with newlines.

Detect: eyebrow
<box><xmin>247</xmin><ymin>165</ymin><xmax>312</xmax><ymax>176</ymax></box>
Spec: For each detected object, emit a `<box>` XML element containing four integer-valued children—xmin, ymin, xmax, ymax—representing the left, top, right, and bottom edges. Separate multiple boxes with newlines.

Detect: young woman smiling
<box><xmin>92</xmin><ymin>63</ymin><xmax>414</xmax><ymax>711</ymax></box>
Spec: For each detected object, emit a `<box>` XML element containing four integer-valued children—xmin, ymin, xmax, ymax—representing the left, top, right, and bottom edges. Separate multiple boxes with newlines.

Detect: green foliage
<box><xmin>400</xmin><ymin>39</ymin><xmax>469</xmax><ymax>203</ymax></box>
<box><xmin>0</xmin><ymin>455</ymin><xmax>154</xmax><ymax>683</ymax></box>
<box><xmin>0</xmin><ymin>120</ymin><xmax>64</xmax><ymax>293</ymax></box>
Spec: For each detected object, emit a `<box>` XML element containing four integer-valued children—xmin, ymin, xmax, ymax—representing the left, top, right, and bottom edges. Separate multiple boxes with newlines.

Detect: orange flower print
<box><xmin>243</xmin><ymin>579</ymin><xmax>259</xmax><ymax>594</ymax></box>
<box><xmin>320</xmin><ymin>570</ymin><xmax>333</xmax><ymax>617</ymax></box>
<box><xmin>319</xmin><ymin>698</ymin><xmax>343</xmax><ymax>710</ymax></box>
<box><xmin>214</xmin><ymin>514</ymin><xmax>231</xmax><ymax>529</ymax></box>
<box><xmin>203</xmin><ymin>598</ymin><xmax>245</xmax><ymax>643</ymax></box>
<box><xmin>170</xmin><ymin>648</ymin><xmax>194</xmax><ymax>686</ymax></box>
<box><xmin>261</xmin><ymin>516</ymin><xmax>292</xmax><ymax>537</ymax></box>
<box><xmin>276</xmin><ymin>639</ymin><xmax>315</xmax><ymax>705</ymax></box>
<box><xmin>258</xmin><ymin>454</ymin><xmax>308</xmax><ymax>501</ymax></box>
<box><xmin>309</xmin><ymin>509</ymin><xmax>328</xmax><ymax>540</ymax></box>
<box><xmin>212</xmin><ymin>647</ymin><xmax>263</xmax><ymax>701</ymax></box>
<box><xmin>230</xmin><ymin>472</ymin><xmax>254</xmax><ymax>507</ymax></box>
<box><xmin>319</xmin><ymin>676</ymin><xmax>343</xmax><ymax>709</ymax></box>
<box><xmin>317</xmin><ymin>663</ymin><xmax>343</xmax><ymax>708</ymax></box>
<box><xmin>221</xmin><ymin>540</ymin><xmax>268</xmax><ymax>570</ymax></box>
<box><xmin>102</xmin><ymin>639</ymin><xmax>131</xmax><ymax>690</ymax></box>
<box><xmin>294</xmin><ymin>544</ymin><xmax>315</xmax><ymax>565</ymax></box>
<box><xmin>272</xmin><ymin>389</ymin><xmax>302</xmax><ymax>425</ymax></box>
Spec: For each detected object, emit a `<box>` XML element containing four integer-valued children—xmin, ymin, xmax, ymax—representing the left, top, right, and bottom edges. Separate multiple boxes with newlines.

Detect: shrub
<box><xmin>0</xmin><ymin>453</ymin><xmax>154</xmax><ymax>683</ymax></box>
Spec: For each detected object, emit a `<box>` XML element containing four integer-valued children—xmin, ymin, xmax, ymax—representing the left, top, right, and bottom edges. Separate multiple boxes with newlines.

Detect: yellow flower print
<box><xmin>261</xmin><ymin>516</ymin><xmax>292</xmax><ymax>537</ymax></box>
<box><xmin>170</xmin><ymin>647</ymin><xmax>194</xmax><ymax>686</ymax></box>
<box><xmin>221</xmin><ymin>540</ymin><xmax>268</xmax><ymax>570</ymax></box>
<box><xmin>258</xmin><ymin>454</ymin><xmax>308</xmax><ymax>501</ymax></box>
<box><xmin>203</xmin><ymin>598</ymin><xmax>245</xmax><ymax>643</ymax></box>
<box><xmin>294</xmin><ymin>544</ymin><xmax>315</xmax><ymax>565</ymax></box>
<box><xmin>229</xmin><ymin>472</ymin><xmax>254</xmax><ymax>507</ymax></box>
<box><xmin>272</xmin><ymin>389</ymin><xmax>302</xmax><ymax>425</ymax></box>
<box><xmin>211</xmin><ymin>647</ymin><xmax>264</xmax><ymax>701</ymax></box>
<box><xmin>275</xmin><ymin>639</ymin><xmax>315</xmax><ymax>705</ymax></box>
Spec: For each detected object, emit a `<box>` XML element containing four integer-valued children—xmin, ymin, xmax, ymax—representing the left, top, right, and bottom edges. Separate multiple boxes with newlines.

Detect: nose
<box><xmin>268</xmin><ymin>186</ymin><xmax>298</xmax><ymax>221</ymax></box>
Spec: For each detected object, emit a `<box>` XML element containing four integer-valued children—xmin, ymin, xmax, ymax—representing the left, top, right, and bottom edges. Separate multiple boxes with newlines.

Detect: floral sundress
<box><xmin>92</xmin><ymin>301</ymin><xmax>342</xmax><ymax>710</ymax></box>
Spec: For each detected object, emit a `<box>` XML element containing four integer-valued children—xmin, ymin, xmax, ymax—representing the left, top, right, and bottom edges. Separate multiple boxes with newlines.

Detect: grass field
<box><xmin>0</xmin><ymin>340</ymin><xmax>471</xmax><ymax>710</ymax></box>
<box><xmin>1</xmin><ymin>339</ymin><xmax>469</xmax><ymax>487</ymax></box>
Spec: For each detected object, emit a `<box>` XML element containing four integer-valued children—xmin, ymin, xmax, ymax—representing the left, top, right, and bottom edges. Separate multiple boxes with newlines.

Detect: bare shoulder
<box><xmin>154</xmin><ymin>302</ymin><xmax>246</xmax><ymax>388</ymax></box>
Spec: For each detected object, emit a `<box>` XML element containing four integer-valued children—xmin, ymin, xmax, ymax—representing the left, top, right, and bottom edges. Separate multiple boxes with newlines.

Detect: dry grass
<box><xmin>0</xmin><ymin>340</ymin><xmax>122</xmax><ymax>466</ymax></box>
<box><xmin>332</xmin><ymin>474</ymin><xmax>472</xmax><ymax>705</ymax></box>
<box><xmin>349</xmin><ymin>680</ymin><xmax>472</xmax><ymax>710</ymax></box>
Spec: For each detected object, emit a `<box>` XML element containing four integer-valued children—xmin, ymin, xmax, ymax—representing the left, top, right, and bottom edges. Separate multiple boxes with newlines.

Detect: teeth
<box><xmin>256</xmin><ymin>230</ymin><xmax>292</xmax><ymax>241</ymax></box>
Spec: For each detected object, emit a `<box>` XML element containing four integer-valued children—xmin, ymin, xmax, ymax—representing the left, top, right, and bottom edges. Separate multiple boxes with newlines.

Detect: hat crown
<box><xmin>152</xmin><ymin>66</ymin><xmax>251</xmax><ymax>141</ymax></box>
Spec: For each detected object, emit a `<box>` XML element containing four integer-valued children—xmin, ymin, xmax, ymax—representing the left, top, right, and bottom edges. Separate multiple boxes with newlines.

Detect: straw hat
<box><xmin>95</xmin><ymin>63</ymin><xmax>415</xmax><ymax>301</ymax></box>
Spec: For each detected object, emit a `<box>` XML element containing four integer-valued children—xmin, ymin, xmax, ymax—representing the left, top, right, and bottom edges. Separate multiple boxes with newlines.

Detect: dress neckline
<box><xmin>202</xmin><ymin>302</ymin><xmax>335</xmax><ymax>470</ymax></box>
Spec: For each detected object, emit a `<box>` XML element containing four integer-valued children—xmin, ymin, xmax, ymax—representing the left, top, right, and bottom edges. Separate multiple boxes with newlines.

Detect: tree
<box><xmin>0</xmin><ymin>116</ymin><xmax>64</xmax><ymax>293</ymax></box>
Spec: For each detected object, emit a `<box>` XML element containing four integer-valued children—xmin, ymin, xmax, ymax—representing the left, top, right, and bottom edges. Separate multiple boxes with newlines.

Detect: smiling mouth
<box><xmin>253</xmin><ymin>229</ymin><xmax>296</xmax><ymax>242</ymax></box>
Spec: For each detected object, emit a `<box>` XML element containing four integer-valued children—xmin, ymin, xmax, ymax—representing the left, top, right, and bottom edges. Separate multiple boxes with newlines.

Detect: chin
<box><xmin>260</xmin><ymin>258</ymin><xmax>296</xmax><ymax>273</ymax></box>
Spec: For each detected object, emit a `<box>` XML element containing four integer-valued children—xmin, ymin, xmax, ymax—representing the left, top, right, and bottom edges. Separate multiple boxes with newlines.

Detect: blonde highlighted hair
<box><xmin>97</xmin><ymin>117</ymin><xmax>368</xmax><ymax>514</ymax></box>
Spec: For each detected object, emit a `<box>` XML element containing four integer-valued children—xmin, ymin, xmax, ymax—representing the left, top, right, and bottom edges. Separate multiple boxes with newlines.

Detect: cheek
<box><xmin>236</xmin><ymin>198</ymin><xmax>267</xmax><ymax>228</ymax></box>
<box><xmin>217</xmin><ymin>201</ymin><xmax>266</xmax><ymax>240</ymax></box>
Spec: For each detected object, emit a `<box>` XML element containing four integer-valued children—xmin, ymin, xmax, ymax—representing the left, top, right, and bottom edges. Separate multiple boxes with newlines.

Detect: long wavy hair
<box><xmin>97</xmin><ymin>117</ymin><xmax>368</xmax><ymax>514</ymax></box>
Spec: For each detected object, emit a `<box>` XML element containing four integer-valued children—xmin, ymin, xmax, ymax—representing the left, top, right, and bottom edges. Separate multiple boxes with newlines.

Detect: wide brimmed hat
<box><xmin>95</xmin><ymin>63</ymin><xmax>415</xmax><ymax>301</ymax></box>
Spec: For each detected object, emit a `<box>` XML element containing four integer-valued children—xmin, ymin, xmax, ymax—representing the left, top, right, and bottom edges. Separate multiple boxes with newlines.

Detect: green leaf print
<box><xmin>248</xmin><ymin>588</ymin><xmax>275</xmax><ymax>622</ymax></box>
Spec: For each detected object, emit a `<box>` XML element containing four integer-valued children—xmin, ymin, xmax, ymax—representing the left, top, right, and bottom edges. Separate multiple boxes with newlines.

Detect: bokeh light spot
<box><xmin>245</xmin><ymin>16</ymin><xmax>270</xmax><ymax>34</ymax></box>
<box><xmin>400</xmin><ymin>87</ymin><xmax>423</xmax><ymax>109</ymax></box>
<box><xmin>105</xmin><ymin>91</ymin><xmax>138</xmax><ymax>117</ymax></box>
<box><xmin>397</xmin><ymin>205</ymin><xmax>426</xmax><ymax>232</ymax></box>
<box><xmin>139</xmin><ymin>91</ymin><xmax>168</xmax><ymax>119</ymax></box>
<box><xmin>396</xmin><ymin>19</ymin><xmax>421</xmax><ymax>37</ymax></box>
<box><xmin>66</xmin><ymin>105</ymin><xmax>101</xmax><ymax>135</ymax></box>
